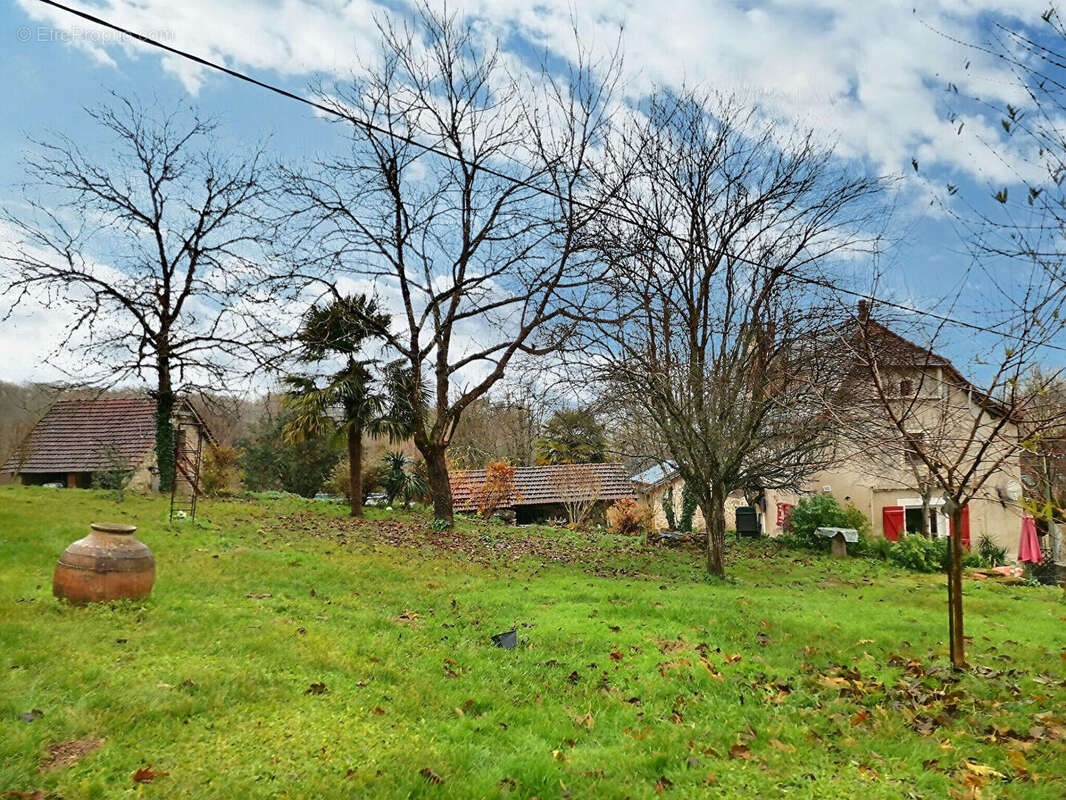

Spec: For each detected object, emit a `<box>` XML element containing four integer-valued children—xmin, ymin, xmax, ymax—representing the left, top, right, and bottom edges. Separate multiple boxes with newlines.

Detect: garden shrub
<box><xmin>325</xmin><ymin>459</ymin><xmax>384</xmax><ymax>504</ymax></box>
<box><xmin>472</xmin><ymin>461</ymin><xmax>516</xmax><ymax>519</ymax></box>
<box><xmin>200</xmin><ymin>444</ymin><xmax>243</xmax><ymax>496</ymax></box>
<box><xmin>606</xmin><ymin>497</ymin><xmax>652</xmax><ymax>536</ymax></box>
<box><xmin>887</xmin><ymin>534</ymin><xmax>947</xmax><ymax>573</ymax></box>
<box><xmin>785</xmin><ymin>494</ymin><xmax>872</xmax><ymax>550</ymax></box>
<box><xmin>977</xmin><ymin>534</ymin><xmax>1008</xmax><ymax>568</ymax></box>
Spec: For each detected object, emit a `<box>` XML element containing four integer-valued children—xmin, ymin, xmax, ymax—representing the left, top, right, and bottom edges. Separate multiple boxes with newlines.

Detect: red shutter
<box><xmin>950</xmin><ymin>505</ymin><xmax>971</xmax><ymax>551</ymax></box>
<box><xmin>882</xmin><ymin>506</ymin><xmax>904</xmax><ymax>542</ymax></box>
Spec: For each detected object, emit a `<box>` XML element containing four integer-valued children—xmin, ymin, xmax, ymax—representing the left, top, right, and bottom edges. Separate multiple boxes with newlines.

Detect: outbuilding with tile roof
<box><xmin>450</xmin><ymin>462</ymin><xmax>635</xmax><ymax>524</ymax></box>
<box><xmin>2</xmin><ymin>395</ymin><xmax>209</xmax><ymax>491</ymax></box>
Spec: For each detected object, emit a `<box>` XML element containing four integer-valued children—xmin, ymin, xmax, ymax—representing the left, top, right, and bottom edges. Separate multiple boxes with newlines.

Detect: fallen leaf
<box><xmin>305</xmin><ymin>682</ymin><xmax>327</xmax><ymax>695</ymax></box>
<box><xmin>419</xmin><ymin>767</ymin><xmax>443</xmax><ymax>784</ymax></box>
<box><xmin>132</xmin><ymin>766</ymin><xmax>168</xmax><ymax>783</ymax></box>
<box><xmin>961</xmin><ymin>762</ymin><xmax>1004</xmax><ymax>779</ymax></box>
<box><xmin>851</xmin><ymin>710</ymin><xmax>870</xmax><ymax>726</ymax></box>
<box><xmin>572</xmin><ymin>711</ymin><xmax>595</xmax><ymax>729</ymax></box>
<box><xmin>654</xmin><ymin>775</ymin><xmax>673</xmax><ymax>793</ymax></box>
<box><xmin>769</xmin><ymin>738</ymin><xmax>795</xmax><ymax>753</ymax></box>
<box><xmin>728</xmin><ymin>743</ymin><xmax>752</xmax><ymax>760</ymax></box>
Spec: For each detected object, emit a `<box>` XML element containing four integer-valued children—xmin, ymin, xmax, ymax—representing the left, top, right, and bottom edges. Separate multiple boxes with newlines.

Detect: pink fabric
<box><xmin>1018</xmin><ymin>515</ymin><xmax>1043</xmax><ymax>564</ymax></box>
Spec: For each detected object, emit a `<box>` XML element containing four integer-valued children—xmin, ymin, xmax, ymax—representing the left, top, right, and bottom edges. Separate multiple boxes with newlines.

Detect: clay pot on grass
<box><xmin>53</xmin><ymin>523</ymin><xmax>155</xmax><ymax>604</ymax></box>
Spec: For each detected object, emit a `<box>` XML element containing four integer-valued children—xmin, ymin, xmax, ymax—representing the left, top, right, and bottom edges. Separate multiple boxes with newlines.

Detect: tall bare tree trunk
<box><xmin>424</xmin><ymin>443</ymin><xmax>453</xmax><ymax>526</ymax></box>
<box><xmin>702</xmin><ymin>484</ymin><xmax>727</xmax><ymax>578</ymax></box>
<box><xmin>948</xmin><ymin>504</ymin><xmax>967</xmax><ymax>669</ymax></box>
<box><xmin>921</xmin><ymin>492</ymin><xmax>932</xmax><ymax>539</ymax></box>
<box><xmin>347</xmin><ymin>426</ymin><xmax>363</xmax><ymax>518</ymax></box>
<box><xmin>155</xmin><ymin>354</ymin><xmax>175</xmax><ymax>494</ymax></box>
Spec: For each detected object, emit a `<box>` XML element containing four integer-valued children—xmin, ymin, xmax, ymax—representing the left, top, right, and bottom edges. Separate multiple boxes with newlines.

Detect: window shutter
<box><xmin>882</xmin><ymin>506</ymin><xmax>904</xmax><ymax>542</ymax></box>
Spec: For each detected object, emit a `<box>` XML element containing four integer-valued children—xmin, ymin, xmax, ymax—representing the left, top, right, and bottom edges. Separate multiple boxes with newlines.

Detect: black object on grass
<box><xmin>491</xmin><ymin>629</ymin><xmax>517</xmax><ymax>649</ymax></box>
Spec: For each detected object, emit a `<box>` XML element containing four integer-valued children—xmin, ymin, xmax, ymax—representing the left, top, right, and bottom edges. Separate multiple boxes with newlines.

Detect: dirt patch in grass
<box><xmin>38</xmin><ymin>737</ymin><xmax>105</xmax><ymax>773</ymax></box>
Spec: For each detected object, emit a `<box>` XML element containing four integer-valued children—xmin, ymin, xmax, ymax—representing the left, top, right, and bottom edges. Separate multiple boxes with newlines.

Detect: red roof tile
<box><xmin>3</xmin><ymin>397</ymin><xmax>158</xmax><ymax>474</ymax></box>
<box><xmin>450</xmin><ymin>462</ymin><xmax>635</xmax><ymax>511</ymax></box>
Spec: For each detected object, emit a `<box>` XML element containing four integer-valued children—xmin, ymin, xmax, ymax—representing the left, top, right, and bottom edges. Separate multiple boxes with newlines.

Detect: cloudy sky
<box><xmin>0</xmin><ymin>0</ymin><xmax>1060</xmax><ymax>385</ymax></box>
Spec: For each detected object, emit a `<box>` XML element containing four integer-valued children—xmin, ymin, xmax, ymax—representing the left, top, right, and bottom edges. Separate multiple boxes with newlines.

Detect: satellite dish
<box><xmin>998</xmin><ymin>480</ymin><xmax>1022</xmax><ymax>502</ymax></box>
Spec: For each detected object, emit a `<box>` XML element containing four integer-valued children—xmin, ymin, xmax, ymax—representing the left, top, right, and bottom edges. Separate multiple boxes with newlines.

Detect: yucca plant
<box><xmin>381</xmin><ymin>451</ymin><xmax>428</xmax><ymax>507</ymax></box>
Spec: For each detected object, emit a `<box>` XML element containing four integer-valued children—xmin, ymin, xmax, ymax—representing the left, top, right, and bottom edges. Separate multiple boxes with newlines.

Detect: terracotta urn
<box><xmin>53</xmin><ymin>523</ymin><xmax>155</xmax><ymax>604</ymax></box>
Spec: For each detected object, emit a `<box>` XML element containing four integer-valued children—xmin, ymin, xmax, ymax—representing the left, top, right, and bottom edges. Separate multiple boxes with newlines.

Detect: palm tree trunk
<box><xmin>348</xmin><ymin>426</ymin><xmax>363</xmax><ymax>518</ymax></box>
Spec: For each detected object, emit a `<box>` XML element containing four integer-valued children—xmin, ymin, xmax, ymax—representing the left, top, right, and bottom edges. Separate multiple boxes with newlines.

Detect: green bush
<box><xmin>977</xmin><ymin>534</ymin><xmax>1008</xmax><ymax>568</ymax></box>
<box><xmin>867</xmin><ymin>536</ymin><xmax>894</xmax><ymax>561</ymax></box>
<box><xmin>886</xmin><ymin>534</ymin><xmax>947</xmax><ymax>573</ymax></box>
<box><xmin>785</xmin><ymin>494</ymin><xmax>872</xmax><ymax>551</ymax></box>
<box><xmin>237</xmin><ymin>413</ymin><xmax>342</xmax><ymax>498</ymax></box>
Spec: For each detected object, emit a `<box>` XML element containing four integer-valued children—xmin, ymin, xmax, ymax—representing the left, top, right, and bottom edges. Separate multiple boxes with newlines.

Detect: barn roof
<box><xmin>450</xmin><ymin>462</ymin><xmax>635</xmax><ymax>511</ymax></box>
<box><xmin>2</xmin><ymin>395</ymin><xmax>207</xmax><ymax>475</ymax></box>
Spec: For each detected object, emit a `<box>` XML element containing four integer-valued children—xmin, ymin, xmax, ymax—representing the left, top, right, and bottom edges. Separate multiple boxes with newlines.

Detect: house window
<box><xmin>904</xmin><ymin>506</ymin><xmax>940</xmax><ymax>535</ymax></box>
<box><xmin>899</xmin><ymin>378</ymin><xmax>914</xmax><ymax>397</ymax></box>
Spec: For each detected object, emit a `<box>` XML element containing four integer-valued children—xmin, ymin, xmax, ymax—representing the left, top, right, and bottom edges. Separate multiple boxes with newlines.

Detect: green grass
<box><xmin>1</xmin><ymin>485</ymin><xmax>1064</xmax><ymax>799</ymax></box>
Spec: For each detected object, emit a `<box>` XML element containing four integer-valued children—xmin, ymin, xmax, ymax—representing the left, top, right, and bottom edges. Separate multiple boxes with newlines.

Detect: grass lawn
<box><xmin>1</xmin><ymin>485</ymin><xmax>1064</xmax><ymax>799</ymax></box>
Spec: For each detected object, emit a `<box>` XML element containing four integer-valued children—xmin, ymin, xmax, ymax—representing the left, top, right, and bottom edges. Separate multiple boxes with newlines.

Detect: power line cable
<box><xmin>30</xmin><ymin>0</ymin><xmax>1066</xmax><ymax>354</ymax></box>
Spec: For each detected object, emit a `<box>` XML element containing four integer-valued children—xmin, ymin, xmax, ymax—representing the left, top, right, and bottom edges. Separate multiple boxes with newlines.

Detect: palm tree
<box><xmin>283</xmin><ymin>295</ymin><xmax>398</xmax><ymax>517</ymax></box>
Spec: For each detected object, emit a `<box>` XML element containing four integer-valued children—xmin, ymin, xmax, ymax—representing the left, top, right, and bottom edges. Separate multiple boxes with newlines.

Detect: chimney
<box><xmin>857</xmin><ymin>299</ymin><xmax>870</xmax><ymax>324</ymax></box>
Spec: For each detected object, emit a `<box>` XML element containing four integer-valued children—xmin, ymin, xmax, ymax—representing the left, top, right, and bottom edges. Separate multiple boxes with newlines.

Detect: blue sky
<box><xmin>1</xmin><ymin>0</ymin><xmax>1063</xmax><ymax>386</ymax></box>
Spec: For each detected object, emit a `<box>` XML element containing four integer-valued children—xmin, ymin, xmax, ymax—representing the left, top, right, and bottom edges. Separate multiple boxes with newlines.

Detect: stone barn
<box><xmin>2</xmin><ymin>396</ymin><xmax>209</xmax><ymax>492</ymax></box>
<box><xmin>450</xmin><ymin>462</ymin><xmax>635</xmax><ymax>524</ymax></box>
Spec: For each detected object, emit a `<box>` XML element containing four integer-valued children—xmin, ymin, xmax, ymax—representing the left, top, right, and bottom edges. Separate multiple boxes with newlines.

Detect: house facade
<box><xmin>2</xmin><ymin>395</ymin><xmax>209</xmax><ymax>492</ymax></box>
<box><xmin>632</xmin><ymin>314</ymin><xmax>1026</xmax><ymax>559</ymax></box>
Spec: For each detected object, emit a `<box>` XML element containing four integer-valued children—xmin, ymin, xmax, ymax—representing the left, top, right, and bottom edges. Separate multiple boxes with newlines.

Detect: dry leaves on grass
<box><xmin>38</xmin><ymin>738</ymin><xmax>104</xmax><ymax>773</ymax></box>
<box><xmin>420</xmin><ymin>767</ymin><xmax>444</xmax><ymax>784</ymax></box>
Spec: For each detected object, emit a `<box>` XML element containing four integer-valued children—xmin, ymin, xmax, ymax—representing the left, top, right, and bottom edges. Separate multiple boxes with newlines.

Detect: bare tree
<box><xmin>279</xmin><ymin>5</ymin><xmax>619</xmax><ymax>524</ymax></box>
<box><xmin>1</xmin><ymin>95</ymin><xmax>277</xmax><ymax>492</ymax></box>
<box><xmin>577</xmin><ymin>90</ymin><xmax>884</xmax><ymax>577</ymax></box>
<box><xmin>551</xmin><ymin>463</ymin><xmax>603</xmax><ymax>528</ymax></box>
<box><xmin>845</xmin><ymin>292</ymin><xmax>1066</xmax><ymax>669</ymax></box>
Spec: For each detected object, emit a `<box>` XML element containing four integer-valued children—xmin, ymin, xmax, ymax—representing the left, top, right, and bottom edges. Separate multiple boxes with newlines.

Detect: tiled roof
<box><xmin>3</xmin><ymin>397</ymin><xmax>158</xmax><ymax>474</ymax></box>
<box><xmin>451</xmin><ymin>462</ymin><xmax>635</xmax><ymax>511</ymax></box>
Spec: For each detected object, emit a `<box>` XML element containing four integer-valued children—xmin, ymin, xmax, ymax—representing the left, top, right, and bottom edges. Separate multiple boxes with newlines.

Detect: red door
<box><xmin>883</xmin><ymin>506</ymin><xmax>904</xmax><ymax>542</ymax></box>
<box><xmin>950</xmin><ymin>505</ymin><xmax>971</xmax><ymax>551</ymax></box>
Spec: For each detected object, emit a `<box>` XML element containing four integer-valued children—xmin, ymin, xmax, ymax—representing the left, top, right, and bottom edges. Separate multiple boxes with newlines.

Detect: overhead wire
<box><xmin>30</xmin><ymin>0</ymin><xmax>1066</xmax><ymax>355</ymax></box>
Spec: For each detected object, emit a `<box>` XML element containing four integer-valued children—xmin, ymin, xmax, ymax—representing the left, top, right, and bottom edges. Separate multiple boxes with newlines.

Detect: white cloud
<box><xmin>13</xmin><ymin>0</ymin><xmax>1052</xmax><ymax>182</ymax></box>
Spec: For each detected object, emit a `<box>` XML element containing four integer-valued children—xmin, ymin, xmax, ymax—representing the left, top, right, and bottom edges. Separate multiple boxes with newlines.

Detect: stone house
<box><xmin>632</xmin><ymin>312</ymin><xmax>1025</xmax><ymax>559</ymax></box>
<box><xmin>2</xmin><ymin>395</ymin><xmax>210</xmax><ymax>492</ymax></box>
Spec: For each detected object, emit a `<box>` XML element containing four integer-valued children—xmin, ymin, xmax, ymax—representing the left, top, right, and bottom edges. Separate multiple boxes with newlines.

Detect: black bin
<box><xmin>735</xmin><ymin>506</ymin><xmax>760</xmax><ymax>537</ymax></box>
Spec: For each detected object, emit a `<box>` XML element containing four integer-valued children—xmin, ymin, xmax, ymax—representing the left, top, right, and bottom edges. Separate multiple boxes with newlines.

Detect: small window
<box><xmin>899</xmin><ymin>378</ymin><xmax>914</xmax><ymax>397</ymax></box>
